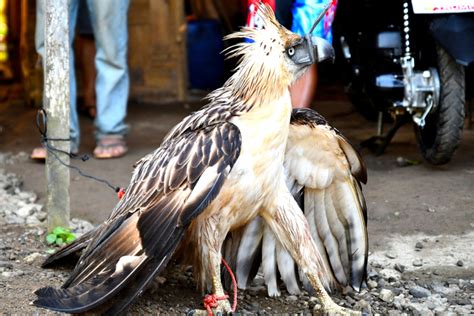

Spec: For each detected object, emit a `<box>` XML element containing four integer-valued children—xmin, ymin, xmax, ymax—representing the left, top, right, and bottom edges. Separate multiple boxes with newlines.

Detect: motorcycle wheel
<box><xmin>414</xmin><ymin>44</ymin><xmax>465</xmax><ymax>165</ymax></box>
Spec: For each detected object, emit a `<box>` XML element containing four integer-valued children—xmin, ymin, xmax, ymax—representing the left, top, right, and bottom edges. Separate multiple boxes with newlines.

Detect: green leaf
<box><xmin>66</xmin><ymin>234</ymin><xmax>76</xmax><ymax>244</ymax></box>
<box><xmin>53</xmin><ymin>226</ymin><xmax>69</xmax><ymax>235</ymax></box>
<box><xmin>46</xmin><ymin>234</ymin><xmax>57</xmax><ymax>245</ymax></box>
<box><xmin>55</xmin><ymin>238</ymin><xmax>64</xmax><ymax>246</ymax></box>
<box><xmin>46</xmin><ymin>248</ymin><xmax>56</xmax><ymax>254</ymax></box>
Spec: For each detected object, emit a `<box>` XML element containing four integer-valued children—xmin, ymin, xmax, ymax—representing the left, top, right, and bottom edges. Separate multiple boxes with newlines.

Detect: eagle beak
<box><xmin>311</xmin><ymin>36</ymin><xmax>335</xmax><ymax>64</ymax></box>
<box><xmin>294</xmin><ymin>35</ymin><xmax>335</xmax><ymax>66</ymax></box>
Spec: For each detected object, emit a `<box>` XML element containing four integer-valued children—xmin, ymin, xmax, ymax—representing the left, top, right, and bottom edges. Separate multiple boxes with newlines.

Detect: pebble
<box><xmin>379</xmin><ymin>289</ymin><xmax>395</xmax><ymax>303</ymax></box>
<box><xmin>353</xmin><ymin>299</ymin><xmax>372</xmax><ymax>314</ymax></box>
<box><xmin>415</xmin><ymin>242</ymin><xmax>424</xmax><ymax>249</ymax></box>
<box><xmin>1</xmin><ymin>271</ymin><xmax>13</xmax><ymax>277</ymax></box>
<box><xmin>286</xmin><ymin>295</ymin><xmax>298</xmax><ymax>302</ymax></box>
<box><xmin>409</xmin><ymin>285</ymin><xmax>431</xmax><ymax>298</ymax></box>
<box><xmin>367</xmin><ymin>280</ymin><xmax>378</xmax><ymax>289</ymax></box>
<box><xmin>385</xmin><ymin>253</ymin><xmax>397</xmax><ymax>259</ymax></box>
<box><xmin>412</xmin><ymin>259</ymin><xmax>423</xmax><ymax>267</ymax></box>
<box><xmin>456</xmin><ymin>260</ymin><xmax>464</xmax><ymax>267</ymax></box>
<box><xmin>24</xmin><ymin>252</ymin><xmax>44</xmax><ymax>265</ymax></box>
<box><xmin>248</xmin><ymin>285</ymin><xmax>266</xmax><ymax>296</ymax></box>
<box><xmin>394</xmin><ymin>263</ymin><xmax>405</xmax><ymax>273</ymax></box>
<box><xmin>379</xmin><ymin>268</ymin><xmax>401</xmax><ymax>282</ymax></box>
<box><xmin>0</xmin><ymin>261</ymin><xmax>13</xmax><ymax>269</ymax></box>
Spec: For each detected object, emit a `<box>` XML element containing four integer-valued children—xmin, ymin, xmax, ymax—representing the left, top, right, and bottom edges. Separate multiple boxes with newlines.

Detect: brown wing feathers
<box><xmin>229</xmin><ymin>108</ymin><xmax>368</xmax><ymax>295</ymax></box>
<box><xmin>33</xmin><ymin>123</ymin><xmax>241</xmax><ymax>313</ymax></box>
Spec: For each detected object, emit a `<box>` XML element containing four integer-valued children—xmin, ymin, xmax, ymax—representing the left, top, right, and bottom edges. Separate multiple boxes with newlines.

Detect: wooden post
<box><xmin>44</xmin><ymin>0</ymin><xmax>70</xmax><ymax>231</ymax></box>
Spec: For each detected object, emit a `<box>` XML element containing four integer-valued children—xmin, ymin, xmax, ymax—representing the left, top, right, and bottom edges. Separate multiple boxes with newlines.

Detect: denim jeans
<box><xmin>35</xmin><ymin>0</ymin><xmax>130</xmax><ymax>148</ymax></box>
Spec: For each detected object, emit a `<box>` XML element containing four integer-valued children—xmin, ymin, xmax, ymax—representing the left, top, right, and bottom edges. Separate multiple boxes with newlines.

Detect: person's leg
<box><xmin>76</xmin><ymin>0</ymin><xmax>96</xmax><ymax>119</ymax></box>
<box><xmin>32</xmin><ymin>0</ymin><xmax>79</xmax><ymax>159</ymax></box>
<box><xmin>87</xmin><ymin>0</ymin><xmax>130</xmax><ymax>158</ymax></box>
<box><xmin>290</xmin><ymin>64</ymin><xmax>317</xmax><ymax>108</ymax></box>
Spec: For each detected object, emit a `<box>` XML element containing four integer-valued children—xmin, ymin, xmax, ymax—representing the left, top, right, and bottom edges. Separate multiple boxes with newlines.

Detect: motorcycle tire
<box><xmin>414</xmin><ymin>44</ymin><xmax>465</xmax><ymax>165</ymax></box>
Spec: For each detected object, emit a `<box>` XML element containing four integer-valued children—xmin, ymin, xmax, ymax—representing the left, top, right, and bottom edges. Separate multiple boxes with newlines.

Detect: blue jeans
<box><xmin>35</xmin><ymin>0</ymin><xmax>130</xmax><ymax>148</ymax></box>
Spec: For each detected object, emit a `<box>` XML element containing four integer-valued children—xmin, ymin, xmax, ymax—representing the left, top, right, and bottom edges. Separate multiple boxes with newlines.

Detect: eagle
<box><xmin>33</xmin><ymin>5</ymin><xmax>367</xmax><ymax>315</ymax></box>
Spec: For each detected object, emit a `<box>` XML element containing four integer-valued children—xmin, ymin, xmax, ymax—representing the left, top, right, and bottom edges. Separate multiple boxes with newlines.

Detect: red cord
<box><xmin>221</xmin><ymin>258</ymin><xmax>238</xmax><ymax>313</ymax></box>
<box><xmin>202</xmin><ymin>258</ymin><xmax>238</xmax><ymax>316</ymax></box>
<box><xmin>117</xmin><ymin>188</ymin><xmax>125</xmax><ymax>199</ymax></box>
<box><xmin>203</xmin><ymin>293</ymin><xmax>229</xmax><ymax>316</ymax></box>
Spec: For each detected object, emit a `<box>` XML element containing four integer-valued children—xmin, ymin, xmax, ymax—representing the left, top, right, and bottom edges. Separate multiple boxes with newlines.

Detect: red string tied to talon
<box><xmin>202</xmin><ymin>258</ymin><xmax>238</xmax><ymax>316</ymax></box>
<box><xmin>203</xmin><ymin>293</ymin><xmax>229</xmax><ymax>316</ymax></box>
<box><xmin>117</xmin><ymin>187</ymin><xmax>125</xmax><ymax>199</ymax></box>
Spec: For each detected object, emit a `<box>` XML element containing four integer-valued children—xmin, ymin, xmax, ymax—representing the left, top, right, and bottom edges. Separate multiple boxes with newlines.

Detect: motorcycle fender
<box><xmin>429</xmin><ymin>14</ymin><xmax>474</xmax><ymax>66</ymax></box>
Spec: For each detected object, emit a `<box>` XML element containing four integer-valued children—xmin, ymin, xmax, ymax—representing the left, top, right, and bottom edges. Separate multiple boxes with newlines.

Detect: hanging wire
<box><xmin>36</xmin><ymin>108</ymin><xmax>122</xmax><ymax>194</ymax></box>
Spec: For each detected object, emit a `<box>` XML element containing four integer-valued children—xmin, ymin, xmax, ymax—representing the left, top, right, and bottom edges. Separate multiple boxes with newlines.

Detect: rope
<box><xmin>221</xmin><ymin>258</ymin><xmax>238</xmax><ymax>313</ymax></box>
<box><xmin>203</xmin><ymin>258</ymin><xmax>238</xmax><ymax>316</ymax></box>
<box><xmin>36</xmin><ymin>108</ymin><xmax>123</xmax><ymax>195</ymax></box>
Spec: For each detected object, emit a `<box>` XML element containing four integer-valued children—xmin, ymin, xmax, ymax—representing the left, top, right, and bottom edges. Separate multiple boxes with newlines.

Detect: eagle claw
<box><xmin>187</xmin><ymin>298</ymin><xmax>233</xmax><ymax>316</ymax></box>
<box><xmin>313</xmin><ymin>303</ymin><xmax>362</xmax><ymax>315</ymax></box>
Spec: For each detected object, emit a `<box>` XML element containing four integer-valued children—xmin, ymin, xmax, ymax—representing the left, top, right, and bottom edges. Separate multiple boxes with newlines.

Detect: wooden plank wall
<box><xmin>128</xmin><ymin>0</ymin><xmax>187</xmax><ymax>104</ymax></box>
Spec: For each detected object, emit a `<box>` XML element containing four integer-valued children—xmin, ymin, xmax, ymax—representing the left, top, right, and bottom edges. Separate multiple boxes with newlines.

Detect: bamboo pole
<box><xmin>44</xmin><ymin>0</ymin><xmax>70</xmax><ymax>231</ymax></box>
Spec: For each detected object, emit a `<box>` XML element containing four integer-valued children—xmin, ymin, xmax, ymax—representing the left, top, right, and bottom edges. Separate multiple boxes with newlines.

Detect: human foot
<box><xmin>93</xmin><ymin>135</ymin><xmax>128</xmax><ymax>159</ymax></box>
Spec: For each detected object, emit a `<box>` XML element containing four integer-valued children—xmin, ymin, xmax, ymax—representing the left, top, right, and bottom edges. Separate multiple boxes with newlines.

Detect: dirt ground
<box><xmin>0</xmin><ymin>83</ymin><xmax>473</xmax><ymax>314</ymax></box>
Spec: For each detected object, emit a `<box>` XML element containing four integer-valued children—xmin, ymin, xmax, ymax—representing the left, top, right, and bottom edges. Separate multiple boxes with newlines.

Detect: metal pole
<box><xmin>44</xmin><ymin>0</ymin><xmax>70</xmax><ymax>231</ymax></box>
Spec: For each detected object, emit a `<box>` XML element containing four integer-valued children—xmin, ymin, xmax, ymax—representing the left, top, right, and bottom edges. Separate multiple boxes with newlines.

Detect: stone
<box><xmin>354</xmin><ymin>299</ymin><xmax>372</xmax><ymax>314</ymax></box>
<box><xmin>248</xmin><ymin>285</ymin><xmax>266</xmax><ymax>296</ymax></box>
<box><xmin>415</xmin><ymin>242</ymin><xmax>424</xmax><ymax>249</ymax></box>
<box><xmin>253</xmin><ymin>277</ymin><xmax>265</xmax><ymax>286</ymax></box>
<box><xmin>367</xmin><ymin>280</ymin><xmax>378</xmax><ymax>289</ymax></box>
<box><xmin>24</xmin><ymin>252</ymin><xmax>45</xmax><ymax>265</ymax></box>
<box><xmin>386</xmin><ymin>252</ymin><xmax>397</xmax><ymax>259</ymax></box>
<box><xmin>453</xmin><ymin>306</ymin><xmax>472</xmax><ymax>315</ymax></box>
<box><xmin>1</xmin><ymin>271</ymin><xmax>13</xmax><ymax>277</ymax></box>
<box><xmin>0</xmin><ymin>261</ymin><xmax>13</xmax><ymax>269</ymax></box>
<box><xmin>14</xmin><ymin>204</ymin><xmax>39</xmax><ymax>218</ymax></box>
<box><xmin>26</xmin><ymin>215</ymin><xmax>41</xmax><ymax>225</ymax></box>
<box><xmin>286</xmin><ymin>295</ymin><xmax>298</xmax><ymax>302</ymax></box>
<box><xmin>35</xmin><ymin>211</ymin><xmax>47</xmax><ymax>222</ymax></box>
<box><xmin>394</xmin><ymin>263</ymin><xmax>405</xmax><ymax>273</ymax></box>
<box><xmin>431</xmin><ymin>282</ymin><xmax>457</xmax><ymax>296</ymax></box>
<box><xmin>379</xmin><ymin>268</ymin><xmax>401</xmax><ymax>281</ymax></box>
<box><xmin>379</xmin><ymin>289</ymin><xmax>395</xmax><ymax>303</ymax></box>
<box><xmin>409</xmin><ymin>285</ymin><xmax>431</xmax><ymax>298</ymax></box>
<box><xmin>412</xmin><ymin>259</ymin><xmax>423</xmax><ymax>267</ymax></box>
<box><xmin>367</xmin><ymin>270</ymin><xmax>379</xmax><ymax>280</ymax></box>
<box><xmin>456</xmin><ymin>260</ymin><xmax>464</xmax><ymax>267</ymax></box>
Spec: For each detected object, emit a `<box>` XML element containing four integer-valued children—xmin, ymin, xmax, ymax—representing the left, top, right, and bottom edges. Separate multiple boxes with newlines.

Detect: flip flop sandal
<box><xmin>93</xmin><ymin>135</ymin><xmax>128</xmax><ymax>159</ymax></box>
<box><xmin>30</xmin><ymin>145</ymin><xmax>79</xmax><ymax>161</ymax></box>
<box><xmin>30</xmin><ymin>147</ymin><xmax>46</xmax><ymax>161</ymax></box>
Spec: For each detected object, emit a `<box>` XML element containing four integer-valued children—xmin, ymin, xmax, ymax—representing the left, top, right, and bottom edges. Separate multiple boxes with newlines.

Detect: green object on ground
<box><xmin>45</xmin><ymin>226</ymin><xmax>76</xmax><ymax>246</ymax></box>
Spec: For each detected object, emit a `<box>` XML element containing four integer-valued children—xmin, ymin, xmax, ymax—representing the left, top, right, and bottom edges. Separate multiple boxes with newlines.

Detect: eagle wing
<box><xmin>34</xmin><ymin>122</ymin><xmax>241</xmax><ymax>314</ymax></box>
<box><xmin>229</xmin><ymin>108</ymin><xmax>368</xmax><ymax>295</ymax></box>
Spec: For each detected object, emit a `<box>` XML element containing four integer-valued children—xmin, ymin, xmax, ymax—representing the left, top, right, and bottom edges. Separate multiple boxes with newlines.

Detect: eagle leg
<box><xmin>189</xmin><ymin>260</ymin><xmax>232</xmax><ymax>315</ymax></box>
<box><xmin>262</xmin><ymin>185</ymin><xmax>361</xmax><ymax>316</ymax></box>
<box><xmin>190</xmin><ymin>222</ymin><xmax>233</xmax><ymax>315</ymax></box>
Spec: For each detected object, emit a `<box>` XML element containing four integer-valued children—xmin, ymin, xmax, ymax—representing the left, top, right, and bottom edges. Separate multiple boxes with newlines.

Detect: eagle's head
<box><xmin>222</xmin><ymin>4</ymin><xmax>334</xmax><ymax>105</ymax></box>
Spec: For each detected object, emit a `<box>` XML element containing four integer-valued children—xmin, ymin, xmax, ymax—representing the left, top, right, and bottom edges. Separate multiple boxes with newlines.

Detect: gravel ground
<box><xmin>0</xmin><ymin>153</ymin><xmax>473</xmax><ymax>315</ymax></box>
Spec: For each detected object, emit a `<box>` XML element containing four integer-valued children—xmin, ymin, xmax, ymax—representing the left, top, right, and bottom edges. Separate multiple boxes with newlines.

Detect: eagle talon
<box><xmin>189</xmin><ymin>298</ymin><xmax>233</xmax><ymax>316</ymax></box>
<box><xmin>313</xmin><ymin>303</ymin><xmax>362</xmax><ymax>316</ymax></box>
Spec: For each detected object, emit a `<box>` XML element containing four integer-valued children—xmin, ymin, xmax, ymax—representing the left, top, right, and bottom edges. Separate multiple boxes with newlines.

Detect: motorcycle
<box><xmin>334</xmin><ymin>0</ymin><xmax>474</xmax><ymax>164</ymax></box>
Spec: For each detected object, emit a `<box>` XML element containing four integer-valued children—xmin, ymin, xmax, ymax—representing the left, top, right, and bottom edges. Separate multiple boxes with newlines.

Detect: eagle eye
<box><xmin>287</xmin><ymin>47</ymin><xmax>295</xmax><ymax>57</ymax></box>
